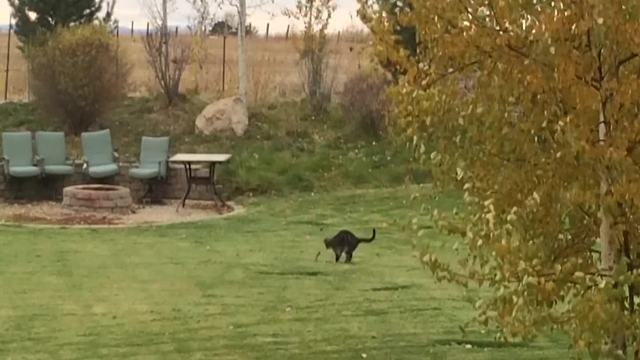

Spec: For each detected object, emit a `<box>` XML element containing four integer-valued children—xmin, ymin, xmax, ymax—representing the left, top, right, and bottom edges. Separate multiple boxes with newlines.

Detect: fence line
<box><xmin>1</xmin><ymin>19</ymin><xmax>362</xmax><ymax>102</ymax></box>
<box><xmin>4</xmin><ymin>19</ymin><xmax>12</xmax><ymax>101</ymax></box>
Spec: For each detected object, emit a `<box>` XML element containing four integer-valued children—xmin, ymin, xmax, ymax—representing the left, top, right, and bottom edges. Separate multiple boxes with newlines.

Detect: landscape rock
<box><xmin>195</xmin><ymin>96</ymin><xmax>249</xmax><ymax>136</ymax></box>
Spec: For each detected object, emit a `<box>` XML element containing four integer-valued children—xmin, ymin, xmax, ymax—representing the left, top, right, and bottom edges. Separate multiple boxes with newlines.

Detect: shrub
<box><xmin>341</xmin><ymin>71</ymin><xmax>390</xmax><ymax>137</ymax></box>
<box><xmin>144</xmin><ymin>27</ymin><xmax>190</xmax><ymax>106</ymax></box>
<box><xmin>29</xmin><ymin>24</ymin><xmax>128</xmax><ymax>135</ymax></box>
<box><xmin>286</xmin><ymin>0</ymin><xmax>337</xmax><ymax>116</ymax></box>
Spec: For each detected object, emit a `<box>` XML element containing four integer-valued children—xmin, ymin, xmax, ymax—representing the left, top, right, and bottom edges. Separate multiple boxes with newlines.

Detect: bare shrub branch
<box><xmin>142</xmin><ymin>0</ymin><xmax>191</xmax><ymax>105</ymax></box>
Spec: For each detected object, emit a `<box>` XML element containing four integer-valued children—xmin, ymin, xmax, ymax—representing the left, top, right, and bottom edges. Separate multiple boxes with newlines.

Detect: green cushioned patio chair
<box><xmin>1</xmin><ymin>132</ymin><xmax>41</xmax><ymax>179</ymax></box>
<box><xmin>129</xmin><ymin>136</ymin><xmax>170</xmax><ymax>202</ymax></box>
<box><xmin>80</xmin><ymin>129</ymin><xmax>119</xmax><ymax>179</ymax></box>
<box><xmin>35</xmin><ymin>131</ymin><xmax>74</xmax><ymax>176</ymax></box>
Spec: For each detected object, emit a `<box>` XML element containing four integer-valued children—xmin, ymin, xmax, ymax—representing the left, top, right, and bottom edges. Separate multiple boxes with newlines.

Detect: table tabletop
<box><xmin>169</xmin><ymin>153</ymin><xmax>232</xmax><ymax>163</ymax></box>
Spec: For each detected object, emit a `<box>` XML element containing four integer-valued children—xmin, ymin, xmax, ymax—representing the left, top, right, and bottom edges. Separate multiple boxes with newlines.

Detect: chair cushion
<box><xmin>44</xmin><ymin>165</ymin><xmax>74</xmax><ymax>176</ymax></box>
<box><xmin>2</xmin><ymin>132</ymin><xmax>34</xmax><ymax>167</ymax></box>
<box><xmin>81</xmin><ymin>130</ymin><xmax>114</xmax><ymax>166</ymax></box>
<box><xmin>35</xmin><ymin>132</ymin><xmax>68</xmax><ymax>166</ymax></box>
<box><xmin>129</xmin><ymin>167</ymin><xmax>160</xmax><ymax>180</ymax></box>
<box><xmin>87</xmin><ymin>163</ymin><xmax>119</xmax><ymax>178</ymax></box>
<box><xmin>9</xmin><ymin>166</ymin><xmax>40</xmax><ymax>178</ymax></box>
<box><xmin>139</xmin><ymin>137</ymin><xmax>170</xmax><ymax>178</ymax></box>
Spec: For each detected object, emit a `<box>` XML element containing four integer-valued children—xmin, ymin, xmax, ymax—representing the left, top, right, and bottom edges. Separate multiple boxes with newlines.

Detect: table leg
<box><xmin>180</xmin><ymin>163</ymin><xmax>193</xmax><ymax>209</ymax></box>
<box><xmin>209</xmin><ymin>163</ymin><xmax>228</xmax><ymax>207</ymax></box>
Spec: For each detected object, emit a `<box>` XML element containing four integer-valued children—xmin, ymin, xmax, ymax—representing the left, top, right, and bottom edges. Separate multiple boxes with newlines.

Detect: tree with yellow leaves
<box><xmin>361</xmin><ymin>0</ymin><xmax>640</xmax><ymax>357</ymax></box>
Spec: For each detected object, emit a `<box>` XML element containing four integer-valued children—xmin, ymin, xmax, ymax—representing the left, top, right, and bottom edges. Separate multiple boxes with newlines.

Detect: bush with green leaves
<box><xmin>29</xmin><ymin>24</ymin><xmax>128</xmax><ymax>135</ymax></box>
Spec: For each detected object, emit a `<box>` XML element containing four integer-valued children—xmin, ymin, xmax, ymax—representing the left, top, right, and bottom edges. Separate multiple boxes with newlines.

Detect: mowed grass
<box><xmin>0</xmin><ymin>186</ymin><xmax>570</xmax><ymax>359</ymax></box>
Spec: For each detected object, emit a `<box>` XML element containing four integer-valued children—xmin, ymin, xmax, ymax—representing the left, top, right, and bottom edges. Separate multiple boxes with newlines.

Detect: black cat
<box><xmin>315</xmin><ymin>229</ymin><xmax>376</xmax><ymax>263</ymax></box>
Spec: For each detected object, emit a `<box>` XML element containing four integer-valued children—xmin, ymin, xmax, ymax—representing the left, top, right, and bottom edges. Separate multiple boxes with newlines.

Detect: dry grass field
<box><xmin>0</xmin><ymin>32</ymin><xmax>368</xmax><ymax>104</ymax></box>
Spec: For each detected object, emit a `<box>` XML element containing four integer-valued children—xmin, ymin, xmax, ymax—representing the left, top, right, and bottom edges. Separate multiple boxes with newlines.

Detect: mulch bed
<box><xmin>7</xmin><ymin>213</ymin><xmax>122</xmax><ymax>226</ymax></box>
<box><xmin>186</xmin><ymin>201</ymin><xmax>234</xmax><ymax>215</ymax></box>
<box><xmin>0</xmin><ymin>201</ymin><xmax>236</xmax><ymax>227</ymax></box>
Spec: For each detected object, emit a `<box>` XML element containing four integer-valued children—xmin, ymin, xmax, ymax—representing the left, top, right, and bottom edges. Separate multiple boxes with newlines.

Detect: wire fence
<box><xmin>0</xmin><ymin>20</ymin><xmax>365</xmax><ymax>104</ymax></box>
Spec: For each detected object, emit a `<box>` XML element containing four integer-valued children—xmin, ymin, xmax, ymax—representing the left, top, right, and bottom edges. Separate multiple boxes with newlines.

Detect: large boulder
<box><xmin>195</xmin><ymin>96</ymin><xmax>248</xmax><ymax>136</ymax></box>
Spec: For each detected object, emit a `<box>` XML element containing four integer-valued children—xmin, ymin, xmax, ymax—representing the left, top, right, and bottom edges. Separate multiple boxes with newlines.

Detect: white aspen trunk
<box><xmin>237</xmin><ymin>0</ymin><xmax>248</xmax><ymax>104</ymax></box>
<box><xmin>598</xmin><ymin>97</ymin><xmax>628</xmax><ymax>353</ymax></box>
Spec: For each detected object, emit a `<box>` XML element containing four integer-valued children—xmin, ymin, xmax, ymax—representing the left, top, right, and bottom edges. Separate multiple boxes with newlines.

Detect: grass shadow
<box><xmin>286</xmin><ymin>220</ymin><xmax>331</xmax><ymax>227</ymax></box>
<box><xmin>256</xmin><ymin>270</ymin><xmax>328</xmax><ymax>277</ymax></box>
<box><xmin>367</xmin><ymin>284</ymin><xmax>415</xmax><ymax>292</ymax></box>
<box><xmin>430</xmin><ymin>338</ymin><xmax>531</xmax><ymax>349</ymax></box>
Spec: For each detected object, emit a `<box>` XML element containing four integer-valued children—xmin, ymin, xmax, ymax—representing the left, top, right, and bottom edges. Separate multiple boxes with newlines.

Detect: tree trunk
<box><xmin>599</xmin><ymin>102</ymin><xmax>615</xmax><ymax>272</ymax></box>
<box><xmin>162</xmin><ymin>0</ymin><xmax>171</xmax><ymax>104</ymax></box>
<box><xmin>599</xmin><ymin>99</ymin><xmax>627</xmax><ymax>355</ymax></box>
<box><xmin>237</xmin><ymin>0</ymin><xmax>248</xmax><ymax>104</ymax></box>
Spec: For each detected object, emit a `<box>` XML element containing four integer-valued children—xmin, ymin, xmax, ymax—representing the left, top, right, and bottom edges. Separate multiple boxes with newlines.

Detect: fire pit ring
<box><xmin>62</xmin><ymin>185</ymin><xmax>133</xmax><ymax>215</ymax></box>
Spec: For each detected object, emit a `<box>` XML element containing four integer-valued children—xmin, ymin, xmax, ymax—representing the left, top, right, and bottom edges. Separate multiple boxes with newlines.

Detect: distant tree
<box><xmin>208</xmin><ymin>19</ymin><xmax>257</xmax><ymax>37</ymax></box>
<box><xmin>245</xmin><ymin>22</ymin><xmax>258</xmax><ymax>36</ymax></box>
<box><xmin>209</xmin><ymin>20</ymin><xmax>235</xmax><ymax>35</ymax></box>
<box><xmin>8</xmin><ymin>0</ymin><xmax>115</xmax><ymax>45</ymax></box>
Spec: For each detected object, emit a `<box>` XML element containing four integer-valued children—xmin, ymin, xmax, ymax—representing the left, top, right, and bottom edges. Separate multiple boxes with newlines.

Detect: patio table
<box><xmin>169</xmin><ymin>153</ymin><xmax>232</xmax><ymax>209</ymax></box>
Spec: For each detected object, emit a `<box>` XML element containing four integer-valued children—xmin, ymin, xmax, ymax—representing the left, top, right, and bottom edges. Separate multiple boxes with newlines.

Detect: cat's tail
<box><xmin>358</xmin><ymin>228</ymin><xmax>376</xmax><ymax>243</ymax></box>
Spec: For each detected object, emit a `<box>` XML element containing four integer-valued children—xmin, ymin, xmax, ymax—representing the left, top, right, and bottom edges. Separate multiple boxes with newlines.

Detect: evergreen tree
<box><xmin>8</xmin><ymin>0</ymin><xmax>105</xmax><ymax>44</ymax></box>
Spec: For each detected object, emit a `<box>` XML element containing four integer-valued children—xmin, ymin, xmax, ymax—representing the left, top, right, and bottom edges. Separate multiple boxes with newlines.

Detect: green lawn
<box><xmin>0</xmin><ymin>187</ymin><xmax>570</xmax><ymax>359</ymax></box>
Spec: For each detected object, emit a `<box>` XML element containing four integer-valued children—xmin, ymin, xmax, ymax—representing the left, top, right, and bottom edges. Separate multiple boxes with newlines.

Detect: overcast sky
<box><xmin>0</xmin><ymin>0</ymin><xmax>364</xmax><ymax>33</ymax></box>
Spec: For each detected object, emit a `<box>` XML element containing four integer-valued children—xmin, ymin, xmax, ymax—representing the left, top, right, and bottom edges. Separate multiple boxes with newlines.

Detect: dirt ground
<box><xmin>0</xmin><ymin>200</ymin><xmax>241</xmax><ymax>228</ymax></box>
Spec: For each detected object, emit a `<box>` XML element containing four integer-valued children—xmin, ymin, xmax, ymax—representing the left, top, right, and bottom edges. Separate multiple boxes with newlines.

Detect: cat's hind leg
<box><xmin>345</xmin><ymin>251</ymin><xmax>353</xmax><ymax>263</ymax></box>
<box><xmin>334</xmin><ymin>249</ymin><xmax>343</xmax><ymax>263</ymax></box>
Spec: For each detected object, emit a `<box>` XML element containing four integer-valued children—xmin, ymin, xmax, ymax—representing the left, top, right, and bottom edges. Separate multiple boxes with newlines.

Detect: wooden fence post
<box><xmin>131</xmin><ymin>21</ymin><xmax>134</xmax><ymax>37</ymax></box>
<box><xmin>115</xmin><ymin>26</ymin><xmax>120</xmax><ymax>81</ymax></box>
<box><xmin>146</xmin><ymin>22</ymin><xmax>150</xmax><ymax>37</ymax></box>
<box><xmin>222</xmin><ymin>35</ymin><xmax>227</xmax><ymax>94</ymax></box>
<box><xmin>4</xmin><ymin>19</ymin><xmax>12</xmax><ymax>101</ymax></box>
<box><xmin>265</xmin><ymin>23</ymin><xmax>270</xmax><ymax>40</ymax></box>
<box><xmin>285</xmin><ymin>25</ymin><xmax>290</xmax><ymax>40</ymax></box>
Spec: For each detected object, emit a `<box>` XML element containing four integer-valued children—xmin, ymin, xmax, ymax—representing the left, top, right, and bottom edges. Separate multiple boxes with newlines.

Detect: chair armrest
<box><xmin>1</xmin><ymin>156</ymin><xmax>8</xmax><ymax>178</ymax></box>
<box><xmin>158</xmin><ymin>160</ymin><xmax>166</xmax><ymax>179</ymax></box>
<box><xmin>81</xmin><ymin>157</ymin><xmax>89</xmax><ymax>172</ymax></box>
<box><xmin>35</xmin><ymin>155</ymin><xmax>45</xmax><ymax>172</ymax></box>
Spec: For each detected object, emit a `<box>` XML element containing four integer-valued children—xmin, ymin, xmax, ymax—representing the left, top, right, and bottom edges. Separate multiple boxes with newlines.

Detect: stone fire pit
<box><xmin>62</xmin><ymin>185</ymin><xmax>133</xmax><ymax>215</ymax></box>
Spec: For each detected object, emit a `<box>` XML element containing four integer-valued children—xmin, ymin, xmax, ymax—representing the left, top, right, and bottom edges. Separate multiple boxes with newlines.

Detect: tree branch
<box><xmin>422</xmin><ymin>60</ymin><xmax>480</xmax><ymax>89</ymax></box>
<box><xmin>616</xmin><ymin>53</ymin><xmax>639</xmax><ymax>75</ymax></box>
